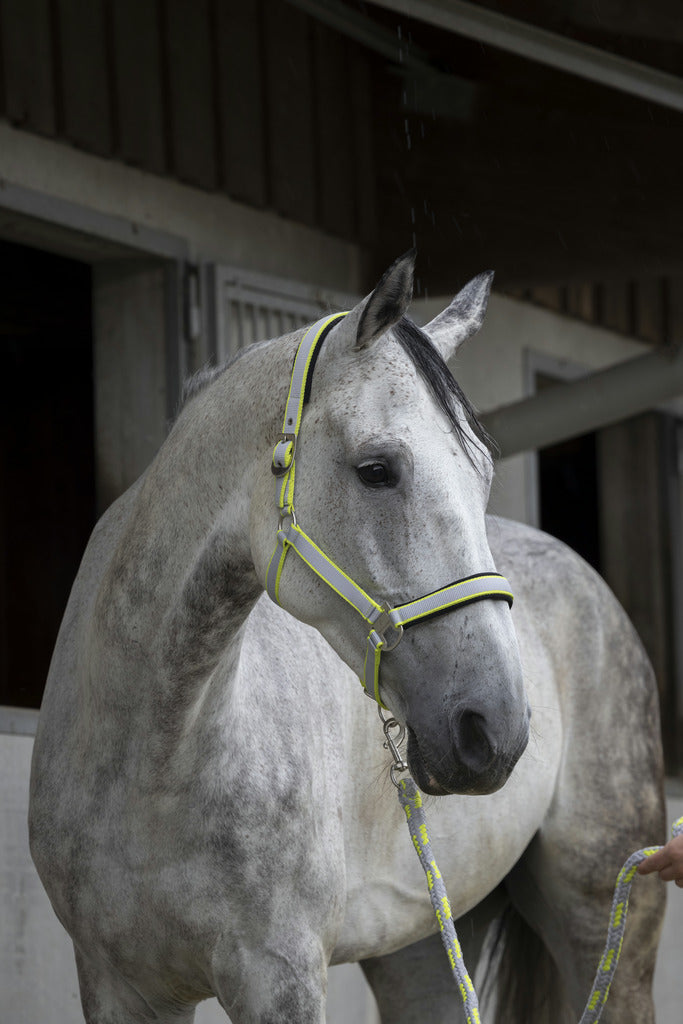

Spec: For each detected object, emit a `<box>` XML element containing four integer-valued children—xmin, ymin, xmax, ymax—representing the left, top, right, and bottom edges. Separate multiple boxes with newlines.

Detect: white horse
<box><xmin>29</xmin><ymin>253</ymin><xmax>665</xmax><ymax>1024</ymax></box>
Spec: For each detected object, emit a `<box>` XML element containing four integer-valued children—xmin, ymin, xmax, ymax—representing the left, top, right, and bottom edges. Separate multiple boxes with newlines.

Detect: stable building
<box><xmin>1</xmin><ymin>2</ymin><xmax>682</xmax><ymax>1021</ymax></box>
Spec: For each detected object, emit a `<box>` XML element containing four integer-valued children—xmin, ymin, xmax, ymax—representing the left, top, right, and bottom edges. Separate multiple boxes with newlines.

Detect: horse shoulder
<box><xmin>34</xmin><ymin>480</ymin><xmax>143</xmax><ymax>741</ymax></box>
<box><xmin>28</xmin><ymin>481</ymin><xmax>146</xmax><ymax>916</ymax></box>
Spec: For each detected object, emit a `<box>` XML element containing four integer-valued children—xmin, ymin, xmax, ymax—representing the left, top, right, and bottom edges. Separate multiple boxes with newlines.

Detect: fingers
<box><xmin>637</xmin><ymin>849</ymin><xmax>668</xmax><ymax>875</ymax></box>
<box><xmin>637</xmin><ymin>834</ymin><xmax>683</xmax><ymax>883</ymax></box>
<box><xmin>664</xmin><ymin>834</ymin><xmax>683</xmax><ymax>879</ymax></box>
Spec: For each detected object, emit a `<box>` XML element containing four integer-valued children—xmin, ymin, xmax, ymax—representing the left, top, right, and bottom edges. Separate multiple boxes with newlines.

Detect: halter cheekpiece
<box><xmin>266</xmin><ymin>311</ymin><xmax>514</xmax><ymax>707</ymax></box>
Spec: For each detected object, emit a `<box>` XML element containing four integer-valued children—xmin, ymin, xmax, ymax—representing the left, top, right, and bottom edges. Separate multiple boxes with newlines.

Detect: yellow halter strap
<box><xmin>265</xmin><ymin>312</ymin><xmax>514</xmax><ymax>707</ymax></box>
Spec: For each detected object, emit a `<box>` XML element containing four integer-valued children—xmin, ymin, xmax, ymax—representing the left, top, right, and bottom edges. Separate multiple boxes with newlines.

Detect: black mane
<box><xmin>178</xmin><ymin>316</ymin><xmax>495</xmax><ymax>465</ymax></box>
<box><xmin>393</xmin><ymin>316</ymin><xmax>496</xmax><ymax>462</ymax></box>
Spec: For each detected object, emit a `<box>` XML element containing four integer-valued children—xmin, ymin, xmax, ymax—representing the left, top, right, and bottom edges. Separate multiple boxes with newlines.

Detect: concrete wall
<box><xmin>0</xmin><ymin>121</ymin><xmax>364</xmax><ymax>293</ymax></box>
<box><xmin>2</xmin><ymin>729</ymin><xmax>82</xmax><ymax>1024</ymax></box>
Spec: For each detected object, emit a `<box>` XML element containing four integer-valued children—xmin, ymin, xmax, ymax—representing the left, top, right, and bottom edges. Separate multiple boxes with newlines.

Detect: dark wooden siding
<box><xmin>0</xmin><ymin>0</ymin><xmax>56</xmax><ymax>135</ymax></box>
<box><xmin>214</xmin><ymin>0</ymin><xmax>267</xmax><ymax>207</ymax></box>
<box><xmin>110</xmin><ymin>0</ymin><xmax>166</xmax><ymax>174</ymax></box>
<box><xmin>0</xmin><ymin>0</ymin><xmax>675</xmax><ymax>347</ymax></box>
<box><xmin>0</xmin><ymin>0</ymin><xmax>377</xmax><ymax>246</ymax></box>
<box><xmin>56</xmin><ymin>0</ymin><xmax>113</xmax><ymax>154</ymax></box>
<box><xmin>162</xmin><ymin>0</ymin><xmax>217</xmax><ymax>189</ymax></box>
<box><xmin>504</xmin><ymin>275</ymin><xmax>682</xmax><ymax>351</ymax></box>
<box><xmin>263</xmin><ymin>0</ymin><xmax>317</xmax><ymax>226</ymax></box>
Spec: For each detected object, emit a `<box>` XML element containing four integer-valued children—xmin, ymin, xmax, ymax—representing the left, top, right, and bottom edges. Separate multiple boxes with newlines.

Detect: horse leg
<box><xmin>360</xmin><ymin>887</ymin><xmax>506</xmax><ymax>1023</ymax></box>
<box><xmin>502</xmin><ymin>820</ymin><xmax>665</xmax><ymax>1024</ymax></box>
<box><xmin>210</xmin><ymin>936</ymin><xmax>328</xmax><ymax>1024</ymax></box>
<box><xmin>498</xmin><ymin>710</ymin><xmax>666</xmax><ymax>1024</ymax></box>
<box><xmin>74</xmin><ymin>946</ymin><xmax>197</xmax><ymax>1024</ymax></box>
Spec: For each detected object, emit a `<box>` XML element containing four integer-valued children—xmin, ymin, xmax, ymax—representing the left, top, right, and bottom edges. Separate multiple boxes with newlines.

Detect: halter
<box><xmin>265</xmin><ymin>312</ymin><xmax>514</xmax><ymax>708</ymax></box>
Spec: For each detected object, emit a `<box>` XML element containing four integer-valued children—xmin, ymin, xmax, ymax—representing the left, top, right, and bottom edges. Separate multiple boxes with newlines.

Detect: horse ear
<box><xmin>423</xmin><ymin>271</ymin><xmax>494</xmax><ymax>362</ymax></box>
<box><xmin>332</xmin><ymin>251</ymin><xmax>415</xmax><ymax>353</ymax></box>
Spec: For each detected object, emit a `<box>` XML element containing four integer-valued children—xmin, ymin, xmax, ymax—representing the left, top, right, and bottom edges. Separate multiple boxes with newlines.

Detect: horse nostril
<box><xmin>455</xmin><ymin>710</ymin><xmax>495</xmax><ymax>772</ymax></box>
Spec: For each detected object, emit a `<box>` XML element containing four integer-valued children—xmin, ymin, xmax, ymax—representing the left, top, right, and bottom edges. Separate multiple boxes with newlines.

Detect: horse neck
<box><xmin>94</xmin><ymin>338</ymin><xmax>289</xmax><ymax>703</ymax></box>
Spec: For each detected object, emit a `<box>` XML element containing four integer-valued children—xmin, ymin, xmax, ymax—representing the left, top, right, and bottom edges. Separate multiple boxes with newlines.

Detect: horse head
<box><xmin>251</xmin><ymin>253</ymin><xmax>529</xmax><ymax>796</ymax></box>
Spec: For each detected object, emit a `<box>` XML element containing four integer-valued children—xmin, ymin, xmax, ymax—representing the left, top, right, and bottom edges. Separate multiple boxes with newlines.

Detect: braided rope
<box><xmin>398</xmin><ymin>777</ymin><xmax>482</xmax><ymax>1024</ymax></box>
<box><xmin>397</xmin><ymin>774</ymin><xmax>683</xmax><ymax>1024</ymax></box>
<box><xmin>578</xmin><ymin>814</ymin><xmax>683</xmax><ymax>1024</ymax></box>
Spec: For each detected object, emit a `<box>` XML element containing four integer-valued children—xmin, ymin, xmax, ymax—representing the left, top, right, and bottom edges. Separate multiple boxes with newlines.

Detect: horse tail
<box><xmin>486</xmin><ymin>904</ymin><xmax>573</xmax><ymax>1024</ymax></box>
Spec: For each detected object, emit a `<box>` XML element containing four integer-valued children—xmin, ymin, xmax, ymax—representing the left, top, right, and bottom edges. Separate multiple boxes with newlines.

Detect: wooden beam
<box><xmin>482</xmin><ymin>344</ymin><xmax>683</xmax><ymax>459</ymax></box>
<box><xmin>367</xmin><ymin>0</ymin><xmax>683</xmax><ymax>113</ymax></box>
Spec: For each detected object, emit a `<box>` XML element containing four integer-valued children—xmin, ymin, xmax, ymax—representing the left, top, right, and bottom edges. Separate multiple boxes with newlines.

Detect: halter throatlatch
<box><xmin>266</xmin><ymin>312</ymin><xmax>514</xmax><ymax>708</ymax></box>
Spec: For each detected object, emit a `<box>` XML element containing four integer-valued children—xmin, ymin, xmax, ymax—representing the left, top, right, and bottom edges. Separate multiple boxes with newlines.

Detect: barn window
<box><xmin>210</xmin><ymin>264</ymin><xmax>358</xmax><ymax>361</ymax></box>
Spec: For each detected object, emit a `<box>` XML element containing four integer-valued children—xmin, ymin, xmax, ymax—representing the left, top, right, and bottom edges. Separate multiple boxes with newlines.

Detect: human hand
<box><xmin>637</xmin><ymin>833</ymin><xmax>683</xmax><ymax>887</ymax></box>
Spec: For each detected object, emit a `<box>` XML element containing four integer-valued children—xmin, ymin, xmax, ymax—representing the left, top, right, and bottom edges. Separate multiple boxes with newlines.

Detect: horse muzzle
<box><xmin>406</xmin><ymin>698</ymin><xmax>531</xmax><ymax>796</ymax></box>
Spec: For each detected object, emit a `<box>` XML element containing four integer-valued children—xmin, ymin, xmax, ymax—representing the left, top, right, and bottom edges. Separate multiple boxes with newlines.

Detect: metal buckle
<box><xmin>271</xmin><ymin>433</ymin><xmax>296</xmax><ymax>477</ymax></box>
<box><xmin>370</xmin><ymin>601</ymin><xmax>404</xmax><ymax>652</ymax></box>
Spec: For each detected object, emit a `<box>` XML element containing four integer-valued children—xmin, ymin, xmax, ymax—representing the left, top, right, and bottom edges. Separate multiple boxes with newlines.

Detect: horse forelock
<box><xmin>391</xmin><ymin>316</ymin><xmax>496</xmax><ymax>465</ymax></box>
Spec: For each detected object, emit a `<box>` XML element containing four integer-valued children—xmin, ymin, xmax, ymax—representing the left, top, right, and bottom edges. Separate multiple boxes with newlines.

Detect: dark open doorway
<box><xmin>536</xmin><ymin>368</ymin><xmax>683</xmax><ymax>773</ymax></box>
<box><xmin>536</xmin><ymin>372</ymin><xmax>602</xmax><ymax>574</ymax></box>
<box><xmin>0</xmin><ymin>239</ymin><xmax>95</xmax><ymax>709</ymax></box>
<box><xmin>538</xmin><ymin>432</ymin><xmax>602</xmax><ymax>573</ymax></box>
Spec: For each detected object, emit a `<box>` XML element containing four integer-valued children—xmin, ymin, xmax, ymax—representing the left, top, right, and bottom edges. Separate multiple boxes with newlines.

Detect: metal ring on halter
<box><xmin>278</xmin><ymin>508</ymin><xmax>297</xmax><ymax>529</ymax></box>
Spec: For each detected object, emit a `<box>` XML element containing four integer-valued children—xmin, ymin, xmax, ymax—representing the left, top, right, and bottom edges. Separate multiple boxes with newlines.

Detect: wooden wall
<box><xmin>0</xmin><ymin>0</ymin><xmax>677</xmax><ymax>349</ymax></box>
<box><xmin>0</xmin><ymin>0</ymin><xmax>377</xmax><ymax>245</ymax></box>
<box><xmin>598</xmin><ymin>412</ymin><xmax>683</xmax><ymax>772</ymax></box>
<box><xmin>504</xmin><ymin>276</ymin><xmax>683</xmax><ymax>350</ymax></box>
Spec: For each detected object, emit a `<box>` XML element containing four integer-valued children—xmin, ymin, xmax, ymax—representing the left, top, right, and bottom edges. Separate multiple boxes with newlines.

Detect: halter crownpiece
<box><xmin>266</xmin><ymin>312</ymin><xmax>514</xmax><ymax>708</ymax></box>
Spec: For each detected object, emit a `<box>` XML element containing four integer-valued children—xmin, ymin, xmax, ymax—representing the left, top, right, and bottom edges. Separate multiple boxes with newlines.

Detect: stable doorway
<box><xmin>535</xmin><ymin>363</ymin><xmax>683</xmax><ymax>772</ymax></box>
<box><xmin>0</xmin><ymin>239</ymin><xmax>95</xmax><ymax>710</ymax></box>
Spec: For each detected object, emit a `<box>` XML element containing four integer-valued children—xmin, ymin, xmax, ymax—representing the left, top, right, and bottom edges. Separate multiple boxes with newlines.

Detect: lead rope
<box><xmin>380</xmin><ymin>711</ymin><xmax>683</xmax><ymax>1024</ymax></box>
<box><xmin>381</xmin><ymin>712</ymin><xmax>482</xmax><ymax>1024</ymax></box>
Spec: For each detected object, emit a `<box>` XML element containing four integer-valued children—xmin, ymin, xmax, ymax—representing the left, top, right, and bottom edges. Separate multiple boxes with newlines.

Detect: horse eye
<box><xmin>356</xmin><ymin>461</ymin><xmax>394</xmax><ymax>488</ymax></box>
